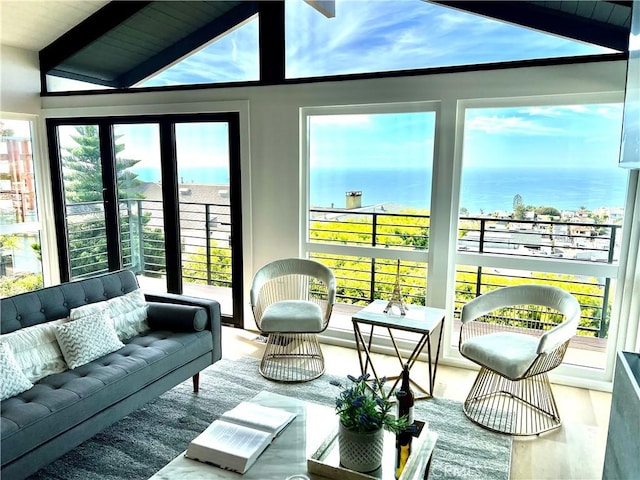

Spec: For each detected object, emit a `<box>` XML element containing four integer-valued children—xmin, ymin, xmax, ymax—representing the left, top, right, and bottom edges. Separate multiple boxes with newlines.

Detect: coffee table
<box><xmin>148</xmin><ymin>390</ymin><xmax>436</xmax><ymax>479</ymax></box>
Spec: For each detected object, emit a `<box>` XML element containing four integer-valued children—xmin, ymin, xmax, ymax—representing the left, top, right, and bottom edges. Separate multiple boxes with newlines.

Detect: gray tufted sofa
<box><xmin>0</xmin><ymin>269</ymin><xmax>222</xmax><ymax>479</ymax></box>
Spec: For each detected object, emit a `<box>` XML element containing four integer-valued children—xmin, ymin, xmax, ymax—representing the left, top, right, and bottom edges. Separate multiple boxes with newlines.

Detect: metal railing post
<box><xmin>599</xmin><ymin>278</ymin><xmax>611</xmax><ymax>338</ymax></box>
<box><xmin>137</xmin><ymin>200</ymin><xmax>145</xmax><ymax>274</ymax></box>
<box><xmin>205</xmin><ymin>204</ymin><xmax>212</xmax><ymax>285</ymax></box>
<box><xmin>598</xmin><ymin>226</ymin><xmax>617</xmax><ymax>338</ymax></box>
<box><xmin>370</xmin><ymin>213</ymin><xmax>377</xmax><ymax>301</ymax></box>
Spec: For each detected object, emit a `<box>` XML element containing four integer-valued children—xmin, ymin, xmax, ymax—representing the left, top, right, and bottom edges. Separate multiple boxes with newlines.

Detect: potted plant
<box><xmin>330</xmin><ymin>373</ymin><xmax>410</xmax><ymax>473</ymax></box>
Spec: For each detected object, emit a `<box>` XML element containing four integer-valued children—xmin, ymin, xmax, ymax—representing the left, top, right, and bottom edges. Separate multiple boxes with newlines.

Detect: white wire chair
<box><xmin>250</xmin><ymin>258</ymin><xmax>336</xmax><ymax>382</ymax></box>
<box><xmin>459</xmin><ymin>285</ymin><xmax>581</xmax><ymax>436</ymax></box>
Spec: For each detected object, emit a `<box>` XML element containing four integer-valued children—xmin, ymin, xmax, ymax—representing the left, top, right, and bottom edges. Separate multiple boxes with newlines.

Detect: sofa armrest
<box><xmin>146</xmin><ymin>302</ymin><xmax>207</xmax><ymax>332</ymax></box>
<box><xmin>143</xmin><ymin>293</ymin><xmax>222</xmax><ymax>362</ymax></box>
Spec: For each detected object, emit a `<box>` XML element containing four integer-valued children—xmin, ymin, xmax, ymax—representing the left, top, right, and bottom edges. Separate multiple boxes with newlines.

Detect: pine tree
<box><xmin>62</xmin><ymin>126</ymin><xmax>143</xmax><ymax>202</ymax></box>
<box><xmin>61</xmin><ymin>126</ymin><xmax>165</xmax><ymax>277</ymax></box>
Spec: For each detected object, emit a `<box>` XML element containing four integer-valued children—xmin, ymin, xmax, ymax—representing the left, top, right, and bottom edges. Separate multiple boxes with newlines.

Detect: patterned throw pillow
<box><xmin>0</xmin><ymin>342</ymin><xmax>33</xmax><ymax>400</ymax></box>
<box><xmin>0</xmin><ymin>319</ymin><xmax>69</xmax><ymax>382</ymax></box>
<box><xmin>55</xmin><ymin>311</ymin><xmax>125</xmax><ymax>369</ymax></box>
<box><xmin>70</xmin><ymin>289</ymin><xmax>149</xmax><ymax>341</ymax></box>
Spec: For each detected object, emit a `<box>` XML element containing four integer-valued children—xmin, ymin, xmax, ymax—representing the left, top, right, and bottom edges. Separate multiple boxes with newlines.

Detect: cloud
<box><xmin>519</xmin><ymin>106</ymin><xmax>564</xmax><ymax>117</ymax></box>
<box><xmin>286</xmin><ymin>0</ymin><xmax>610</xmax><ymax>78</ymax></box>
<box><xmin>140</xmin><ymin>18</ymin><xmax>259</xmax><ymax>87</ymax></box>
<box><xmin>466</xmin><ymin>115</ymin><xmax>565</xmax><ymax>135</ymax></box>
<box><xmin>310</xmin><ymin>114</ymin><xmax>372</xmax><ymax>126</ymax></box>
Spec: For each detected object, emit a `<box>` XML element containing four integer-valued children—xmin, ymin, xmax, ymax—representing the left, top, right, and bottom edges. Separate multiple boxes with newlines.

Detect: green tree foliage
<box><xmin>513</xmin><ymin>203</ymin><xmax>528</xmax><ymax>220</ymax></box>
<box><xmin>309</xmin><ymin>210</ymin><xmax>611</xmax><ymax>338</ymax></box>
<box><xmin>536</xmin><ymin>206</ymin><xmax>561</xmax><ymax>217</ymax></box>
<box><xmin>62</xmin><ymin>126</ymin><xmax>143</xmax><ymax>203</ymax></box>
<box><xmin>0</xmin><ymin>273</ymin><xmax>43</xmax><ymax>297</ymax></box>
<box><xmin>181</xmin><ymin>243</ymin><xmax>232</xmax><ymax>287</ymax></box>
<box><xmin>0</xmin><ymin>121</ymin><xmax>14</xmax><ymax>138</ymax></box>
<box><xmin>455</xmin><ymin>266</ymin><xmax>610</xmax><ymax>337</ymax></box>
<box><xmin>62</xmin><ymin>126</ymin><xmax>165</xmax><ymax>278</ymax></box>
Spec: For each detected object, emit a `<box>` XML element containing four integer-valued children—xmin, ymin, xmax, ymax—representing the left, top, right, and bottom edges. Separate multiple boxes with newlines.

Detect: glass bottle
<box><xmin>395</xmin><ymin>427</ymin><xmax>412</xmax><ymax>479</ymax></box>
<box><xmin>398</xmin><ymin>363</ymin><xmax>414</xmax><ymax>425</ymax></box>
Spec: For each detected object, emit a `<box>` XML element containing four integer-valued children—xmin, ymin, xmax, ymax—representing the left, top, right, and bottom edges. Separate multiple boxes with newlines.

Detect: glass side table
<box><xmin>351</xmin><ymin>300</ymin><xmax>445</xmax><ymax>400</ymax></box>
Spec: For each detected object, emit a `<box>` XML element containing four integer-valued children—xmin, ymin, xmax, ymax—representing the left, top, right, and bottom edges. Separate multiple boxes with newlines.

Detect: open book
<box><xmin>184</xmin><ymin>401</ymin><xmax>297</xmax><ymax>474</ymax></box>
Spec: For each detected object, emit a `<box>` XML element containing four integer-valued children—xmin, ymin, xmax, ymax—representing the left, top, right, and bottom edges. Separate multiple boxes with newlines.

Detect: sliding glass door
<box><xmin>46</xmin><ymin>114</ymin><xmax>243</xmax><ymax>326</ymax></box>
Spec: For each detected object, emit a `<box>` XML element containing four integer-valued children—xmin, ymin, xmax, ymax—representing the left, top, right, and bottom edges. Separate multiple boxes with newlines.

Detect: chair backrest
<box><xmin>461</xmin><ymin>285</ymin><xmax>581</xmax><ymax>354</ymax></box>
<box><xmin>250</xmin><ymin>258</ymin><xmax>336</xmax><ymax>322</ymax></box>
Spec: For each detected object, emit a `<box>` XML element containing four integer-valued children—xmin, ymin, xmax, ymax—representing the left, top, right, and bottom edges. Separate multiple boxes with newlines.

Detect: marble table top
<box><xmin>148</xmin><ymin>390</ymin><xmax>436</xmax><ymax>480</ymax></box>
<box><xmin>149</xmin><ymin>391</ymin><xmax>335</xmax><ymax>479</ymax></box>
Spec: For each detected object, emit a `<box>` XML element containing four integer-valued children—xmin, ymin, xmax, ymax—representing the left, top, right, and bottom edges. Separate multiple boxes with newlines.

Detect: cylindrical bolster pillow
<box><xmin>146</xmin><ymin>302</ymin><xmax>208</xmax><ymax>332</ymax></box>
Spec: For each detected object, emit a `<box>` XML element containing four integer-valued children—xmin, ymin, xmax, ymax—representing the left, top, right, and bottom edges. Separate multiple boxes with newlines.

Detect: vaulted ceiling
<box><xmin>0</xmin><ymin>0</ymin><xmax>633</xmax><ymax>90</ymax></box>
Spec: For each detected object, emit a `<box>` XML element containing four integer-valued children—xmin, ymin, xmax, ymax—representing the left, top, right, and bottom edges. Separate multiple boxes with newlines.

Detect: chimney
<box><xmin>346</xmin><ymin>191</ymin><xmax>362</xmax><ymax>209</ymax></box>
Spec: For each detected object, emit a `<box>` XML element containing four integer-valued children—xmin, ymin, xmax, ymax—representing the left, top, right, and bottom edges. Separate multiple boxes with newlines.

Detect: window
<box><xmin>303</xmin><ymin>104</ymin><xmax>437</xmax><ymax>327</ymax></box>
<box><xmin>286</xmin><ymin>0</ymin><xmax>613</xmax><ymax>79</ymax></box>
<box><xmin>47</xmin><ymin>115</ymin><xmax>243</xmax><ymax>326</ymax></box>
<box><xmin>137</xmin><ymin>16</ymin><xmax>259</xmax><ymax>88</ymax></box>
<box><xmin>455</xmin><ymin>100</ymin><xmax>627</xmax><ymax>370</ymax></box>
<box><xmin>0</xmin><ymin>119</ymin><xmax>44</xmax><ymax>296</ymax></box>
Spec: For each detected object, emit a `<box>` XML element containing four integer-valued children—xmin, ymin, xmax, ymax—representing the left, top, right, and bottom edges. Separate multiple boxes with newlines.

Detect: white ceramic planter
<box><xmin>338</xmin><ymin>422</ymin><xmax>384</xmax><ymax>473</ymax></box>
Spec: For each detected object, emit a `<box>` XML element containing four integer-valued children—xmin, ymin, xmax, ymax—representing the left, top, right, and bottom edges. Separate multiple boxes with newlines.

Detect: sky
<box><xmin>140</xmin><ymin>0</ymin><xmax>613</xmax><ymax>86</ymax></box>
<box><xmin>32</xmin><ymin>1</ymin><xmax>627</xmax><ymax>188</ymax></box>
<box><xmin>132</xmin><ymin>0</ymin><xmax>625</xmax><ymax>174</ymax></box>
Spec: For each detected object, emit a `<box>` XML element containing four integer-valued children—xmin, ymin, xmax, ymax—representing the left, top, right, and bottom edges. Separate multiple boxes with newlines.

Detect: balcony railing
<box><xmin>309</xmin><ymin>208</ymin><xmax>621</xmax><ymax>339</ymax></box>
<box><xmin>64</xmin><ymin>201</ymin><xmax>619</xmax><ymax>339</ymax></box>
<box><xmin>65</xmin><ymin>199</ymin><xmax>232</xmax><ymax>288</ymax></box>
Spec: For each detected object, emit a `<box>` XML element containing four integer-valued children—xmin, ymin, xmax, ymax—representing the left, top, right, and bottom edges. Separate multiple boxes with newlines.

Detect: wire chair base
<box><xmin>259</xmin><ymin>332</ymin><xmax>325</xmax><ymax>382</ymax></box>
<box><xmin>463</xmin><ymin>367</ymin><xmax>562</xmax><ymax>436</ymax></box>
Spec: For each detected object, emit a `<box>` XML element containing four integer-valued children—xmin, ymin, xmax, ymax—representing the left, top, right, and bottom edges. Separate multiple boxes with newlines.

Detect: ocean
<box><xmin>133</xmin><ymin>165</ymin><xmax>629</xmax><ymax>213</ymax></box>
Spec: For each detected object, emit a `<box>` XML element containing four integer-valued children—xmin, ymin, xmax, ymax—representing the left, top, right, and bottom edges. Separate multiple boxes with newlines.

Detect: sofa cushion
<box><xmin>0</xmin><ymin>343</ymin><xmax>33</xmax><ymax>401</ymax></box>
<box><xmin>0</xmin><ymin>329</ymin><xmax>213</xmax><ymax>466</ymax></box>
<box><xmin>55</xmin><ymin>312</ymin><xmax>125</xmax><ymax>369</ymax></box>
<box><xmin>0</xmin><ymin>319</ymin><xmax>68</xmax><ymax>382</ymax></box>
<box><xmin>70</xmin><ymin>289</ymin><xmax>149</xmax><ymax>341</ymax></box>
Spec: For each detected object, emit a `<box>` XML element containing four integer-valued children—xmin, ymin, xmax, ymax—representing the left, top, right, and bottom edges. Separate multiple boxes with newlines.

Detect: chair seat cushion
<box><xmin>460</xmin><ymin>332</ymin><xmax>539</xmax><ymax>380</ymax></box>
<box><xmin>260</xmin><ymin>300</ymin><xmax>323</xmax><ymax>333</ymax></box>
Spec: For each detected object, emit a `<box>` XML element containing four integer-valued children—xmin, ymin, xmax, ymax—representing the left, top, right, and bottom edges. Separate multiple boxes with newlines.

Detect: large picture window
<box><xmin>0</xmin><ymin>118</ymin><xmax>44</xmax><ymax>297</ymax></box>
<box><xmin>455</xmin><ymin>99</ymin><xmax>627</xmax><ymax>371</ymax></box>
<box><xmin>303</xmin><ymin>104</ymin><xmax>437</xmax><ymax>326</ymax></box>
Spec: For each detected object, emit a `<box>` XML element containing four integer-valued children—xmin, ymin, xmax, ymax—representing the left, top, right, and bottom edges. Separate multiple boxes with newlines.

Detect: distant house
<box><xmin>135</xmin><ymin>182</ymin><xmax>231</xmax><ymax>250</ymax></box>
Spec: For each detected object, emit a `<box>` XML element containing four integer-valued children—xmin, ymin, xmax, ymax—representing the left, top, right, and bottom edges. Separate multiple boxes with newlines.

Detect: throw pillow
<box><xmin>70</xmin><ymin>290</ymin><xmax>149</xmax><ymax>341</ymax></box>
<box><xmin>55</xmin><ymin>311</ymin><xmax>125</xmax><ymax>369</ymax></box>
<box><xmin>0</xmin><ymin>342</ymin><xmax>33</xmax><ymax>400</ymax></box>
<box><xmin>106</xmin><ymin>289</ymin><xmax>149</xmax><ymax>340</ymax></box>
<box><xmin>0</xmin><ymin>319</ymin><xmax>69</xmax><ymax>382</ymax></box>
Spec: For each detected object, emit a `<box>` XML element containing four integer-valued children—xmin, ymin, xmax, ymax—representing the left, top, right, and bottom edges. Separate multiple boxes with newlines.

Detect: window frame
<box><xmin>444</xmin><ymin>92</ymin><xmax>632</xmax><ymax>382</ymax></box>
<box><xmin>300</xmin><ymin>101</ymin><xmax>440</xmax><ymax>306</ymax></box>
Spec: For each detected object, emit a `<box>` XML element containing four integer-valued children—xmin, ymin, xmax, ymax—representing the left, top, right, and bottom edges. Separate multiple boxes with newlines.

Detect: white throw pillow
<box><xmin>70</xmin><ymin>290</ymin><xmax>149</xmax><ymax>341</ymax></box>
<box><xmin>106</xmin><ymin>289</ymin><xmax>149</xmax><ymax>340</ymax></box>
<box><xmin>55</xmin><ymin>311</ymin><xmax>125</xmax><ymax>369</ymax></box>
<box><xmin>0</xmin><ymin>319</ymin><xmax>69</xmax><ymax>382</ymax></box>
<box><xmin>0</xmin><ymin>342</ymin><xmax>33</xmax><ymax>400</ymax></box>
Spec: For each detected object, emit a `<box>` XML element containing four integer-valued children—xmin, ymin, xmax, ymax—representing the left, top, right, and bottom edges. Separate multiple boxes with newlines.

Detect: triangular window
<box><xmin>285</xmin><ymin>0</ymin><xmax>615</xmax><ymax>79</ymax></box>
<box><xmin>137</xmin><ymin>15</ymin><xmax>259</xmax><ymax>87</ymax></box>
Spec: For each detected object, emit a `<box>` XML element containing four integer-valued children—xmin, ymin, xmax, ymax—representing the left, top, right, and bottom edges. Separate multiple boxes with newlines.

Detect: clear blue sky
<box><xmin>136</xmin><ymin>1</ymin><xmax>622</xmax><ymax>174</ymax></box>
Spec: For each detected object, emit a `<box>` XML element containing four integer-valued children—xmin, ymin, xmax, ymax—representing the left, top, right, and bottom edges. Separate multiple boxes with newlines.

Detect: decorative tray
<box><xmin>307</xmin><ymin>421</ymin><xmax>436</xmax><ymax>480</ymax></box>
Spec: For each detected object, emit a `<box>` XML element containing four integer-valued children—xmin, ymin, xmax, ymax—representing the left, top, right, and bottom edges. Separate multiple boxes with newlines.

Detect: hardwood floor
<box><xmin>220</xmin><ymin>326</ymin><xmax>611</xmax><ymax>480</ymax></box>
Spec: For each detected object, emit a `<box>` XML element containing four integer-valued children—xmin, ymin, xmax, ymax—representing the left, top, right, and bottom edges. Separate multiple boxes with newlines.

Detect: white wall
<box><xmin>0</xmin><ymin>45</ymin><xmax>40</xmax><ymax>114</ymax></box>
